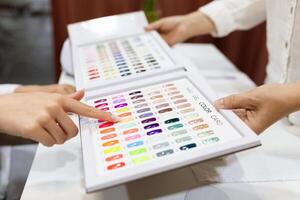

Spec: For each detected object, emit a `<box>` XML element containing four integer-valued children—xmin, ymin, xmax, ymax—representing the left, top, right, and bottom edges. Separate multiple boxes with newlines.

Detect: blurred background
<box><xmin>0</xmin><ymin>0</ymin><xmax>268</xmax><ymax>87</ymax></box>
<box><xmin>0</xmin><ymin>0</ymin><xmax>54</xmax><ymax>84</ymax></box>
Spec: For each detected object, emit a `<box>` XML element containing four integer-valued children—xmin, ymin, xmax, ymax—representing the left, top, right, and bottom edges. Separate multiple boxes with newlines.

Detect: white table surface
<box><xmin>21</xmin><ymin>44</ymin><xmax>300</xmax><ymax>200</ymax></box>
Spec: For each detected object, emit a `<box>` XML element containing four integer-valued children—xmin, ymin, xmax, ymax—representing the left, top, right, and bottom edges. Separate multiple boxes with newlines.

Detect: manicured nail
<box><xmin>214</xmin><ymin>98</ymin><xmax>224</xmax><ymax>109</ymax></box>
<box><xmin>110</xmin><ymin>113</ymin><xmax>121</xmax><ymax>122</ymax></box>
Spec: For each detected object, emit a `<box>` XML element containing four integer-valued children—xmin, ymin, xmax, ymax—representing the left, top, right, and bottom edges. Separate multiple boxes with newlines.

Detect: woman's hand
<box><xmin>0</xmin><ymin>90</ymin><xmax>119</xmax><ymax>147</ymax></box>
<box><xmin>15</xmin><ymin>84</ymin><xmax>75</xmax><ymax>95</ymax></box>
<box><xmin>214</xmin><ymin>83</ymin><xmax>300</xmax><ymax>134</ymax></box>
<box><xmin>145</xmin><ymin>11</ymin><xmax>215</xmax><ymax>46</ymax></box>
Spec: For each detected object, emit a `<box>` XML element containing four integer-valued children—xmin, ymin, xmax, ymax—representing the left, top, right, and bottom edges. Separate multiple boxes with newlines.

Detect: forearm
<box><xmin>199</xmin><ymin>0</ymin><xmax>266</xmax><ymax>37</ymax></box>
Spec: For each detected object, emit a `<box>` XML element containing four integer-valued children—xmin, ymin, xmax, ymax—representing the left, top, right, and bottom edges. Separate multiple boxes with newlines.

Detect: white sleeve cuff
<box><xmin>60</xmin><ymin>39</ymin><xmax>74</xmax><ymax>75</ymax></box>
<box><xmin>0</xmin><ymin>84</ymin><xmax>21</xmax><ymax>94</ymax></box>
<box><xmin>199</xmin><ymin>1</ymin><xmax>237</xmax><ymax>37</ymax></box>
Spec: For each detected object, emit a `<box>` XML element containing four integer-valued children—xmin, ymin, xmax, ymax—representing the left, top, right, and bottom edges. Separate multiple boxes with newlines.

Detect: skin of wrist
<box><xmin>0</xmin><ymin>95</ymin><xmax>17</xmax><ymax>134</ymax></box>
<box><xmin>184</xmin><ymin>11</ymin><xmax>216</xmax><ymax>38</ymax></box>
<box><xmin>287</xmin><ymin>81</ymin><xmax>300</xmax><ymax>112</ymax></box>
<box><xmin>14</xmin><ymin>85</ymin><xmax>39</xmax><ymax>93</ymax></box>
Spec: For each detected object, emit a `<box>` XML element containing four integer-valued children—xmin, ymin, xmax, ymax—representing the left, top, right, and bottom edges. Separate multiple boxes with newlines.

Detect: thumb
<box><xmin>145</xmin><ymin>20</ymin><xmax>163</xmax><ymax>31</ymax></box>
<box><xmin>214</xmin><ymin>94</ymin><xmax>255</xmax><ymax>110</ymax></box>
<box><xmin>69</xmin><ymin>90</ymin><xmax>85</xmax><ymax>101</ymax></box>
<box><xmin>163</xmin><ymin>33</ymin><xmax>178</xmax><ymax>46</ymax></box>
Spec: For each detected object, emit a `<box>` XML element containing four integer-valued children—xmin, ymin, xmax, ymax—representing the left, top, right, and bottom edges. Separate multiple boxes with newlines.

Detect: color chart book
<box><xmin>68</xmin><ymin>11</ymin><xmax>260</xmax><ymax>192</ymax></box>
<box><xmin>78</xmin><ymin>33</ymin><xmax>175</xmax><ymax>83</ymax></box>
<box><xmin>68</xmin><ymin>11</ymin><xmax>181</xmax><ymax>91</ymax></box>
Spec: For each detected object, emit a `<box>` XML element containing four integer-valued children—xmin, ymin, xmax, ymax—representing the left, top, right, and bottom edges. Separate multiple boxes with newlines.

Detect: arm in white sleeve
<box><xmin>0</xmin><ymin>84</ymin><xmax>20</xmax><ymax>95</ymax></box>
<box><xmin>200</xmin><ymin>0</ymin><xmax>266</xmax><ymax>37</ymax></box>
<box><xmin>60</xmin><ymin>39</ymin><xmax>74</xmax><ymax>76</ymax></box>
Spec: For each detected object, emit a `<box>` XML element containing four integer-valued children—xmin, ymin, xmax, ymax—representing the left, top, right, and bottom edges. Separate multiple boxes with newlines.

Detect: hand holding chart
<box><xmin>215</xmin><ymin>82</ymin><xmax>300</xmax><ymax>134</ymax></box>
<box><xmin>145</xmin><ymin>11</ymin><xmax>215</xmax><ymax>46</ymax></box>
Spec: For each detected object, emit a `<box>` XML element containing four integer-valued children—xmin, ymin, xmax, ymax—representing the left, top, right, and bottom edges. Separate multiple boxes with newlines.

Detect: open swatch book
<box><xmin>68</xmin><ymin>11</ymin><xmax>261</xmax><ymax>192</ymax></box>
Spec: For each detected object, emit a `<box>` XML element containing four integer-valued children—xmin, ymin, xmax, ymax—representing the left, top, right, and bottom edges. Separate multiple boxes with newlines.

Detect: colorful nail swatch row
<box><xmin>79</xmin><ymin>33</ymin><xmax>173</xmax><ymax>82</ymax></box>
<box><xmin>90</xmin><ymin>79</ymin><xmax>241</xmax><ymax>173</ymax></box>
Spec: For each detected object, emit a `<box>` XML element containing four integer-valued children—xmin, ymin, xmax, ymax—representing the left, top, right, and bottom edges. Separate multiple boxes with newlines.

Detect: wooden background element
<box><xmin>51</xmin><ymin>0</ymin><xmax>268</xmax><ymax>85</ymax></box>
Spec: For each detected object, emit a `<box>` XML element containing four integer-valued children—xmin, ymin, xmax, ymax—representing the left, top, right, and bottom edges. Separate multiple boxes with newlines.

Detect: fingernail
<box><xmin>110</xmin><ymin>113</ymin><xmax>121</xmax><ymax>122</ymax></box>
<box><xmin>214</xmin><ymin>98</ymin><xmax>224</xmax><ymax>109</ymax></box>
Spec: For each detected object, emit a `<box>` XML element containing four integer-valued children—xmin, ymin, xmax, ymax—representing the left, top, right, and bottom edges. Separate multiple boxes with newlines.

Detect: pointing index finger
<box><xmin>62</xmin><ymin>97</ymin><xmax>120</xmax><ymax>122</ymax></box>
